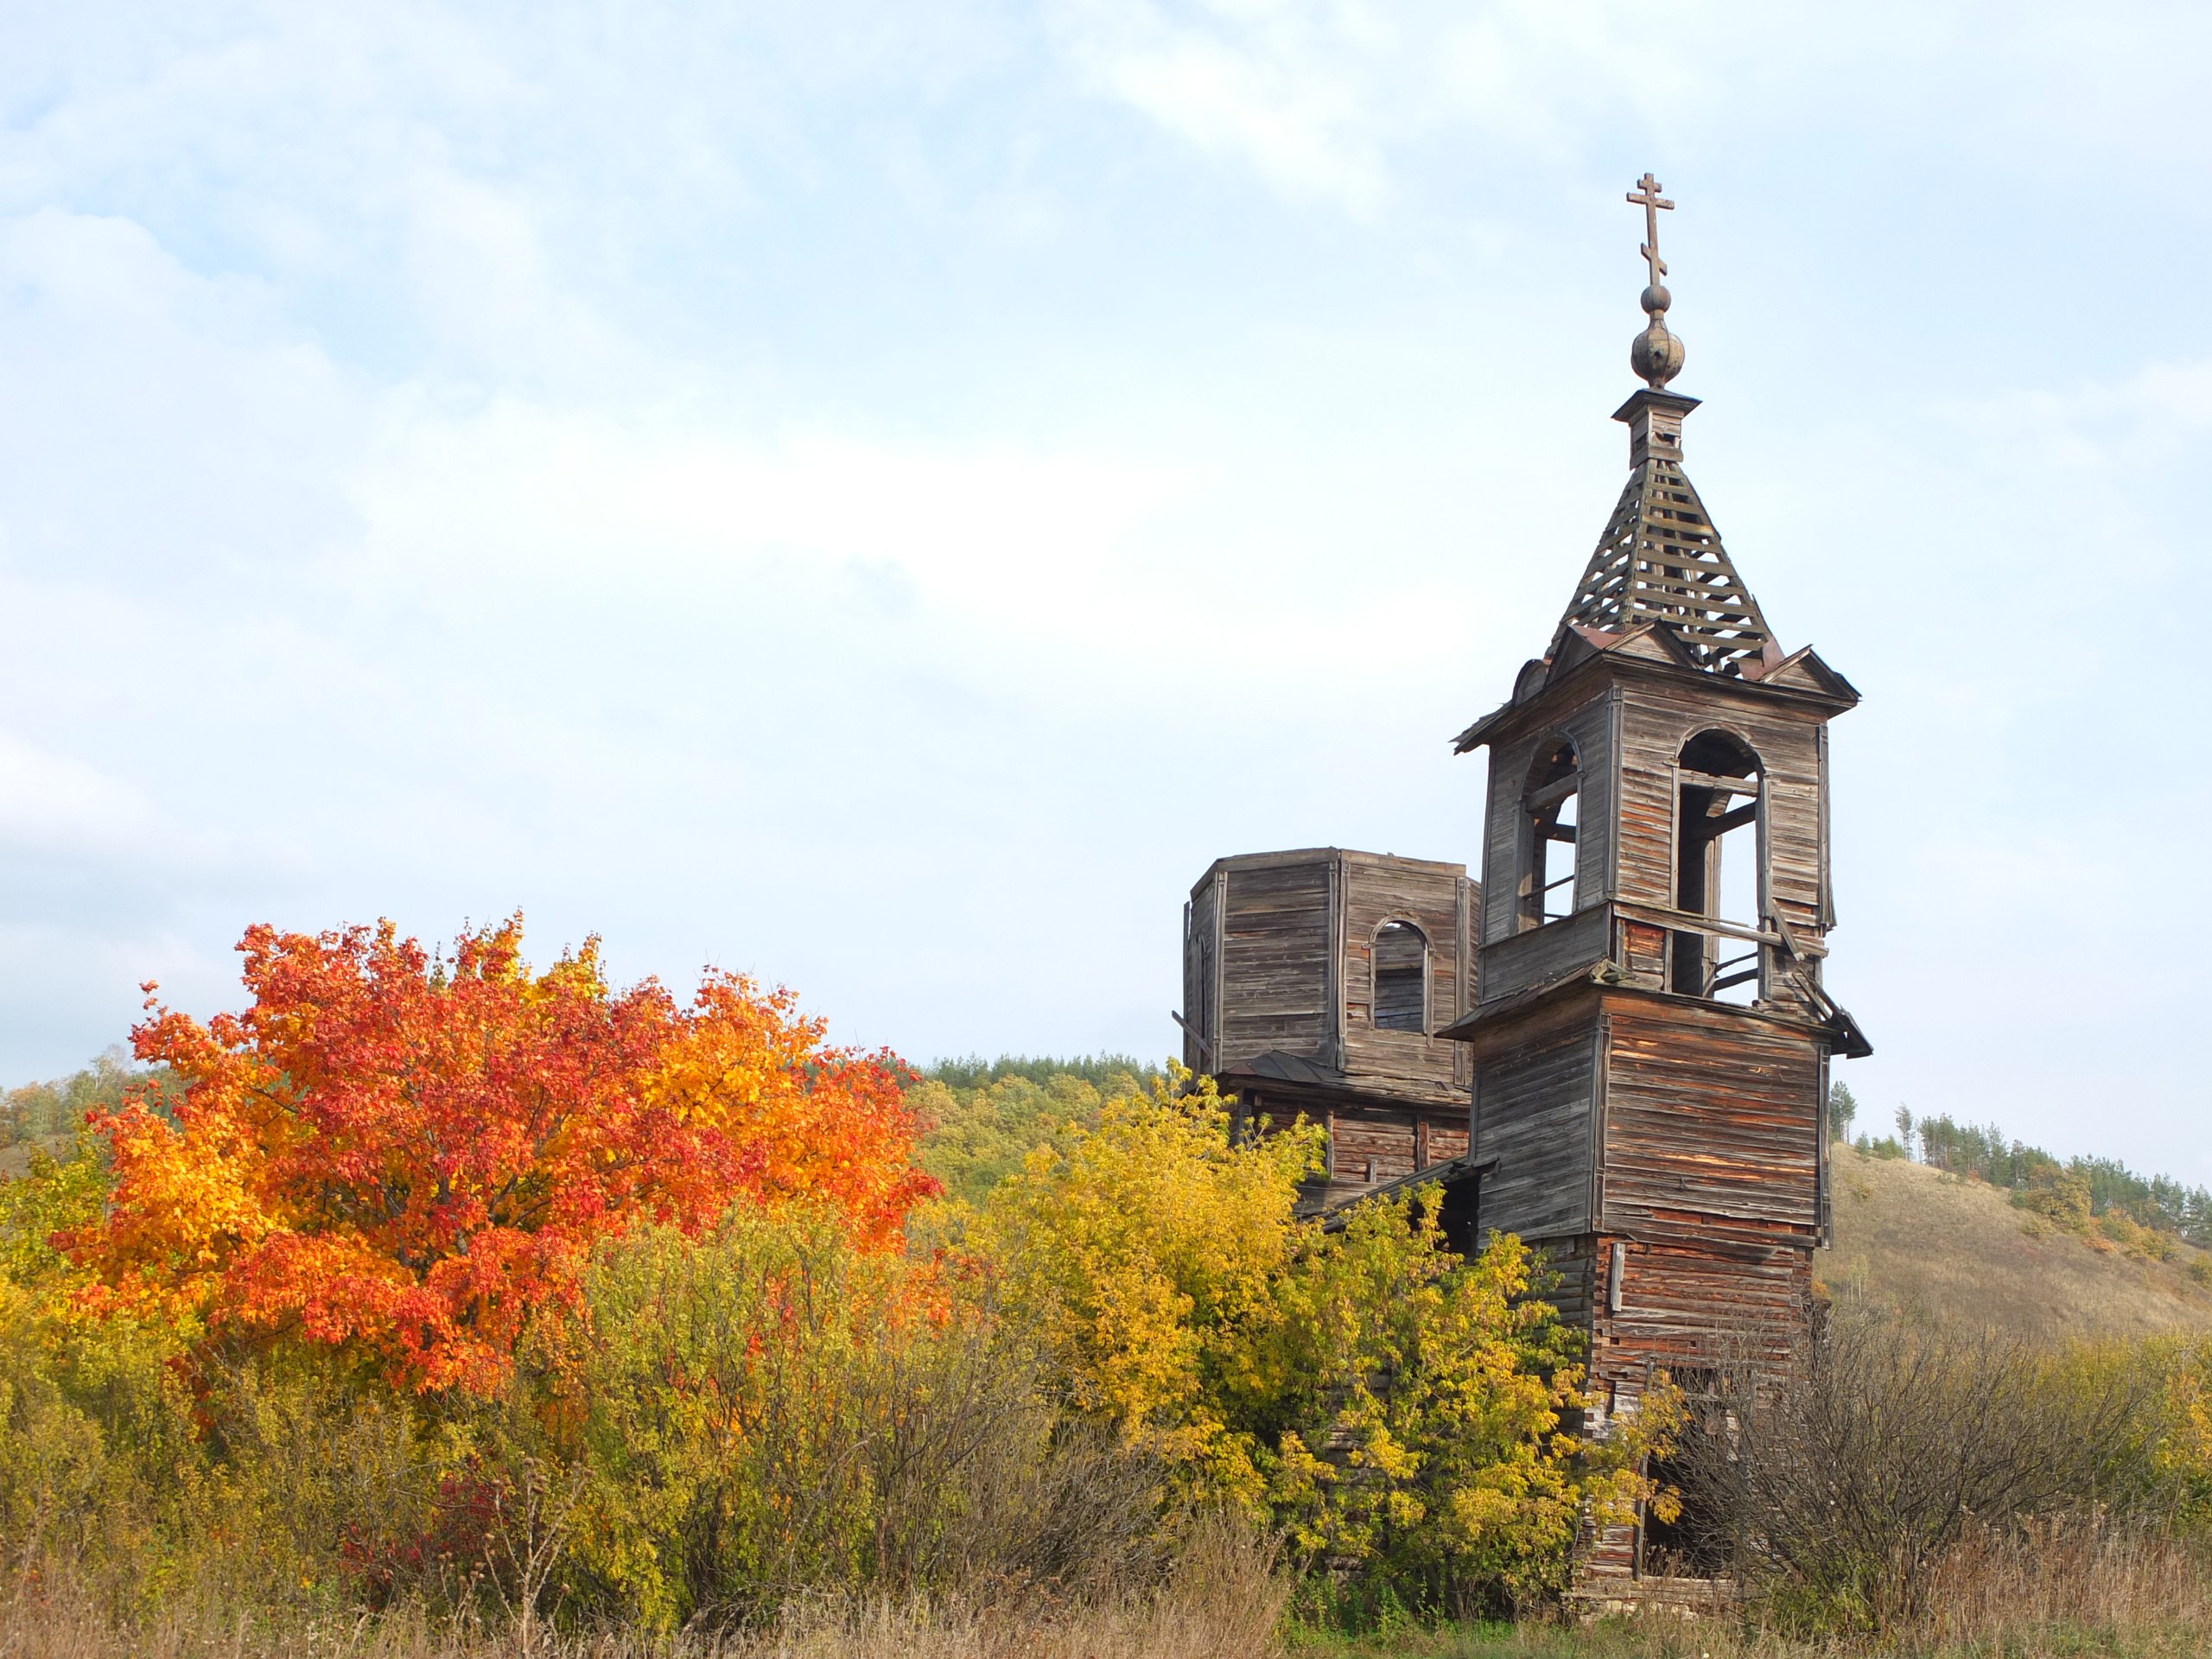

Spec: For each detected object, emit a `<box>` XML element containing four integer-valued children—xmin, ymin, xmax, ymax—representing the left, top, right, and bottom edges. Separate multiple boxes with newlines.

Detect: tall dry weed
<box><xmin>1910</xmin><ymin>1517</ymin><xmax>2212</xmax><ymax>1652</ymax></box>
<box><xmin>0</xmin><ymin>1522</ymin><xmax>1288</xmax><ymax>1659</ymax></box>
<box><xmin>1661</xmin><ymin>1307</ymin><xmax>2183</xmax><ymax>1627</ymax></box>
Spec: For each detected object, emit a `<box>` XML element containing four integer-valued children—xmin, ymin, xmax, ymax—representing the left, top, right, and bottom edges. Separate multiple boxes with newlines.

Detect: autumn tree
<box><xmin>976</xmin><ymin>1068</ymin><xmax>1674</xmax><ymax>1610</ymax></box>
<box><xmin>67</xmin><ymin>916</ymin><xmax>933</xmax><ymax>1394</ymax></box>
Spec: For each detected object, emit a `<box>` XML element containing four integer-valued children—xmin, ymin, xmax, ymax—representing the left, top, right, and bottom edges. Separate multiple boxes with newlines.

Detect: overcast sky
<box><xmin>2</xmin><ymin>3</ymin><xmax>2208</xmax><ymax>1178</ymax></box>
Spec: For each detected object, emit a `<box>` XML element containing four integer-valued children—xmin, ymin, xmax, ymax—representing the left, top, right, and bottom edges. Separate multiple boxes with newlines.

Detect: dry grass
<box><xmin>5</xmin><ymin>1526</ymin><xmax>2209</xmax><ymax>1659</ymax></box>
<box><xmin>1910</xmin><ymin>1519</ymin><xmax>2212</xmax><ymax>1653</ymax></box>
<box><xmin>0</xmin><ymin>1524</ymin><xmax>1289</xmax><ymax>1659</ymax></box>
<box><xmin>1818</xmin><ymin>1145</ymin><xmax>2212</xmax><ymax>1340</ymax></box>
<box><xmin>0</xmin><ymin>1592</ymin><xmax>1287</xmax><ymax>1659</ymax></box>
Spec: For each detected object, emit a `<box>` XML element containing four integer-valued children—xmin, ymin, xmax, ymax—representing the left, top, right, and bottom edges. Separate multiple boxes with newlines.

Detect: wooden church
<box><xmin>1178</xmin><ymin>176</ymin><xmax>1870</xmax><ymax>1593</ymax></box>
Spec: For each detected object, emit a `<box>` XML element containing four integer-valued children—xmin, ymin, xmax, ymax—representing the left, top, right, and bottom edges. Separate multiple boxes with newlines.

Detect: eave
<box><xmin>1451</xmin><ymin>626</ymin><xmax>1859</xmax><ymax>756</ymax></box>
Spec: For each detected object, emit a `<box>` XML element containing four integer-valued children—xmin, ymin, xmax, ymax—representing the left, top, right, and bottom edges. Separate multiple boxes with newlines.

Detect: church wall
<box><xmin>1529</xmin><ymin>1232</ymin><xmax>1600</xmax><ymax>1328</ymax></box>
<box><xmin>1194</xmin><ymin>858</ymin><xmax>1327</xmax><ymax>1079</ymax></box>
<box><xmin>1182</xmin><ymin>874</ymin><xmax>1219</xmax><ymax>1072</ymax></box>
<box><xmin>1598</xmin><ymin>998</ymin><xmax>1822</xmax><ymax>1236</ymax></box>
<box><xmin>1190</xmin><ymin>849</ymin><xmax>1478</xmax><ymax>1097</ymax></box>
<box><xmin>1477</xmin><ymin>903</ymin><xmax>1611</xmax><ymax>1004</ymax></box>
<box><xmin>1330</xmin><ymin>1106</ymin><xmax>1421</xmax><ymax>1189</ymax></box>
<box><xmin>1479</xmin><ymin>684</ymin><xmax>1617</xmax><ymax>947</ymax></box>
<box><xmin>1587</xmin><ymin>1236</ymin><xmax>1815</xmax><ymax>1390</ymax></box>
<box><xmin>1338</xmin><ymin>853</ymin><xmax>1471</xmax><ymax>1093</ymax></box>
<box><xmin>1232</xmin><ymin>1079</ymin><xmax>1471</xmax><ymax>1210</ymax></box>
<box><xmin>1471</xmin><ymin>1012</ymin><xmax>1598</xmax><ymax>1242</ymax></box>
<box><xmin>1613</xmin><ymin>680</ymin><xmax>1827</xmax><ymax>933</ymax></box>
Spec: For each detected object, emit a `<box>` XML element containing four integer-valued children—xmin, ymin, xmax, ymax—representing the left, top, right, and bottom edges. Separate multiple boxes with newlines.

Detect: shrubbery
<box><xmin>0</xmin><ymin>919</ymin><xmax>1658</xmax><ymax>1636</ymax></box>
<box><xmin>1662</xmin><ymin>1308</ymin><xmax>2212</xmax><ymax>1630</ymax></box>
<box><xmin>974</xmin><ymin>1072</ymin><xmax>1672</xmax><ymax>1618</ymax></box>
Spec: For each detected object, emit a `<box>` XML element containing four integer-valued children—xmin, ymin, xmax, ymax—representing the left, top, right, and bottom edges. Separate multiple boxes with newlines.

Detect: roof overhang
<box><xmin>1451</xmin><ymin>626</ymin><xmax>1859</xmax><ymax>755</ymax></box>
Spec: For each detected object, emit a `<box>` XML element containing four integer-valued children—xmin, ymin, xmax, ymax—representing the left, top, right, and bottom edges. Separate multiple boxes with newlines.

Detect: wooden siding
<box><xmin>1466</xmin><ymin>654</ymin><xmax>1848</xmax><ymax>1027</ymax></box>
<box><xmin>1446</xmin><ymin>499</ymin><xmax>1857</xmax><ymax>1603</ymax></box>
<box><xmin>1599</xmin><ymin>998</ymin><xmax>1823</xmax><ymax>1236</ymax></box>
<box><xmin>1333</xmin><ymin>1110</ymin><xmax>1419</xmax><ymax>1187</ymax></box>
<box><xmin>1613</xmin><ymin>680</ymin><xmax>1826</xmax><ymax>937</ymax></box>
<box><xmin>1574</xmin><ymin>1238</ymin><xmax>1815</xmax><ymax>1592</ymax></box>
<box><xmin>1245</xmin><ymin>1085</ymin><xmax>1470</xmax><ymax>1211</ymax></box>
<box><xmin>1217</xmin><ymin>856</ymin><xmax>1335</xmax><ymax>1072</ymax></box>
<box><xmin>1181</xmin><ymin>874</ymin><xmax>1222</xmax><ymax>1072</ymax></box>
<box><xmin>1480</xmin><ymin>686</ymin><xmax>1616</xmax><ymax>947</ymax></box>
<box><xmin>1590</xmin><ymin>1235</ymin><xmax>1815</xmax><ymax>1373</ymax></box>
<box><xmin>1339</xmin><ymin>852</ymin><xmax>1470</xmax><ymax>1093</ymax></box>
<box><xmin>1191</xmin><ymin>849</ymin><xmax>1476</xmax><ymax>1099</ymax></box>
<box><xmin>1477</xmin><ymin>903</ymin><xmax>1610</xmax><ymax>1006</ymax></box>
<box><xmin>1472</xmin><ymin>1019</ymin><xmax>1597</xmax><ymax>1242</ymax></box>
<box><xmin>1532</xmin><ymin>1234</ymin><xmax>1600</xmax><ymax>1329</ymax></box>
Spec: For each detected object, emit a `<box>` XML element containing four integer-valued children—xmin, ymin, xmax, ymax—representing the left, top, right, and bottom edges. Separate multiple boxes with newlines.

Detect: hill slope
<box><xmin>1818</xmin><ymin>1144</ymin><xmax>2212</xmax><ymax>1338</ymax></box>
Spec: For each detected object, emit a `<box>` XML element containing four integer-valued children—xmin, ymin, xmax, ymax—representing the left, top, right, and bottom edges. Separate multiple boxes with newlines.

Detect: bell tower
<box><xmin>1440</xmin><ymin>176</ymin><xmax>1869</xmax><ymax>1591</ymax></box>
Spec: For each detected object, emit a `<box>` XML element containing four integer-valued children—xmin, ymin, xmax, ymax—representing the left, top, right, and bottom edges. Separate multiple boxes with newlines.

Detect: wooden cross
<box><xmin>1627</xmin><ymin>172</ymin><xmax>1673</xmax><ymax>286</ymax></box>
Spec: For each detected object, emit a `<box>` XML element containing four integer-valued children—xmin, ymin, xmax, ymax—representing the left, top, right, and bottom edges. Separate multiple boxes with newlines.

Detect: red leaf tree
<box><xmin>69</xmin><ymin>917</ymin><xmax>934</xmax><ymax>1394</ymax></box>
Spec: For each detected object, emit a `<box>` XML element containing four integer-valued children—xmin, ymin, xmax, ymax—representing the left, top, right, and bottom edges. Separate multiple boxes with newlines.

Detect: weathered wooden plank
<box><xmin>1599</xmin><ymin>1002</ymin><xmax>1822</xmax><ymax>1232</ymax></box>
<box><xmin>1478</xmin><ymin>904</ymin><xmax>1609</xmax><ymax>1004</ymax></box>
<box><xmin>1473</xmin><ymin>1025</ymin><xmax>1596</xmax><ymax>1242</ymax></box>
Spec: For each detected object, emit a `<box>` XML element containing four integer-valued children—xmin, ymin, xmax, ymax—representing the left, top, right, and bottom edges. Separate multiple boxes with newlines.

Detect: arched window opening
<box><xmin>1672</xmin><ymin>730</ymin><xmax>1764</xmax><ymax>1004</ymax></box>
<box><xmin>1372</xmin><ymin>921</ymin><xmax>1428</xmax><ymax>1032</ymax></box>
<box><xmin>1521</xmin><ymin>739</ymin><xmax>1580</xmax><ymax>930</ymax></box>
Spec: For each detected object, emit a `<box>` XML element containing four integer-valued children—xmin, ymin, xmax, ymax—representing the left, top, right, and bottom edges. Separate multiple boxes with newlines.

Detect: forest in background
<box><xmin>0</xmin><ymin>938</ymin><xmax>2209</xmax><ymax>1658</ymax></box>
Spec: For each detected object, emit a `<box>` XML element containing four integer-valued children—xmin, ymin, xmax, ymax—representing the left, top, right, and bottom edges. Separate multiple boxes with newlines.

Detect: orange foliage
<box><xmin>66</xmin><ymin>917</ymin><xmax>933</xmax><ymax>1395</ymax></box>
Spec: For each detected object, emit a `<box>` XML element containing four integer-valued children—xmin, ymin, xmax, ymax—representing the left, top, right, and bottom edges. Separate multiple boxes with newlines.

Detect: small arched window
<box><xmin>1520</xmin><ymin>738</ymin><xmax>1580</xmax><ymax>930</ymax></box>
<box><xmin>1673</xmin><ymin>730</ymin><xmax>1764</xmax><ymax>1002</ymax></box>
<box><xmin>1372</xmin><ymin>921</ymin><xmax>1428</xmax><ymax>1032</ymax></box>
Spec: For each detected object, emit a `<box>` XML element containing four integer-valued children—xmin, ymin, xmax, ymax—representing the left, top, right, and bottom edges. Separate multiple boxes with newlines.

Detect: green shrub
<box><xmin>530</xmin><ymin>1206</ymin><xmax>1159</xmax><ymax>1630</ymax></box>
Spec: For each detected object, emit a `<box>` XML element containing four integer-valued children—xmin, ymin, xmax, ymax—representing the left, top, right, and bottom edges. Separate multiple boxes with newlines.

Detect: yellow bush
<box><xmin>976</xmin><ymin>1066</ymin><xmax>1672</xmax><ymax>1611</ymax></box>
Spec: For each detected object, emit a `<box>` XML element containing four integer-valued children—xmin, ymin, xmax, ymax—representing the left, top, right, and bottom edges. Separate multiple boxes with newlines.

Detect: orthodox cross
<box><xmin>1627</xmin><ymin>172</ymin><xmax>1673</xmax><ymax>286</ymax></box>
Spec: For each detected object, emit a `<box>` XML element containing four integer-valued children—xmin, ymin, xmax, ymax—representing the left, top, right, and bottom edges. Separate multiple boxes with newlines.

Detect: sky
<box><xmin>1</xmin><ymin>2</ymin><xmax>2209</xmax><ymax>1178</ymax></box>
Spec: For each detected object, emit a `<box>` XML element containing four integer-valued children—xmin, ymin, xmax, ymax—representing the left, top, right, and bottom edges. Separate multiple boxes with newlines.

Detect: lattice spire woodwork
<box><xmin>1554</xmin><ymin>391</ymin><xmax>1776</xmax><ymax>677</ymax></box>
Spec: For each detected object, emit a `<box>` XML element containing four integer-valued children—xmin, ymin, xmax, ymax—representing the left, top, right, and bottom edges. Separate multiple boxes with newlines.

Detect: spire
<box><xmin>1552</xmin><ymin>176</ymin><xmax>1777</xmax><ymax>678</ymax></box>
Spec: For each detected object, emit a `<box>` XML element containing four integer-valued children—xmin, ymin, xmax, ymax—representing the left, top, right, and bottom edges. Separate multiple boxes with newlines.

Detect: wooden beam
<box><xmin>1169</xmin><ymin>1008</ymin><xmax>1216</xmax><ymax>1063</ymax></box>
<box><xmin>1691</xmin><ymin>802</ymin><xmax>1758</xmax><ymax>838</ymax></box>
<box><xmin>1526</xmin><ymin>773</ymin><xmax>1580</xmax><ymax>810</ymax></box>
<box><xmin>1678</xmin><ymin>767</ymin><xmax>1759</xmax><ymax>797</ymax></box>
<box><xmin>1611</xmin><ymin>899</ymin><xmax>1821</xmax><ymax>954</ymax></box>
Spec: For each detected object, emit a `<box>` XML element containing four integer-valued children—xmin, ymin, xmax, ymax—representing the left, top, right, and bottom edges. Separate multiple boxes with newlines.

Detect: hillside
<box><xmin>1819</xmin><ymin>1142</ymin><xmax>2212</xmax><ymax>1338</ymax></box>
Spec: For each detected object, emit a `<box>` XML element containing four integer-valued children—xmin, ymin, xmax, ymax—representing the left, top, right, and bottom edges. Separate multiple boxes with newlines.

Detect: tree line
<box><xmin>1830</xmin><ymin>1081</ymin><xmax>2212</xmax><ymax>1251</ymax></box>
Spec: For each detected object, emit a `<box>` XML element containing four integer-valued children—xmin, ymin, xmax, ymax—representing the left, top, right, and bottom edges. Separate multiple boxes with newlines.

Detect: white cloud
<box><xmin>0</xmin><ymin>0</ymin><xmax>2206</xmax><ymax>1185</ymax></box>
<box><xmin>0</xmin><ymin>733</ymin><xmax>154</xmax><ymax>858</ymax></box>
<box><xmin>1048</xmin><ymin>0</ymin><xmax>2212</xmax><ymax>211</ymax></box>
<box><xmin>1051</xmin><ymin>0</ymin><xmax>1399</xmax><ymax>212</ymax></box>
<box><xmin>0</xmin><ymin>206</ymin><xmax>360</xmax><ymax>585</ymax></box>
<box><xmin>344</xmin><ymin>393</ymin><xmax>1203</xmax><ymax>646</ymax></box>
<box><xmin>1939</xmin><ymin>356</ymin><xmax>2212</xmax><ymax>476</ymax></box>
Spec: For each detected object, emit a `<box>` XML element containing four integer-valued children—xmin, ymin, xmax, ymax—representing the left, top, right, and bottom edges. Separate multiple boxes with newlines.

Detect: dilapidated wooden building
<box><xmin>1179</xmin><ymin>849</ymin><xmax>1478</xmax><ymax>1216</ymax></box>
<box><xmin>1178</xmin><ymin>176</ymin><xmax>1869</xmax><ymax>1594</ymax></box>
